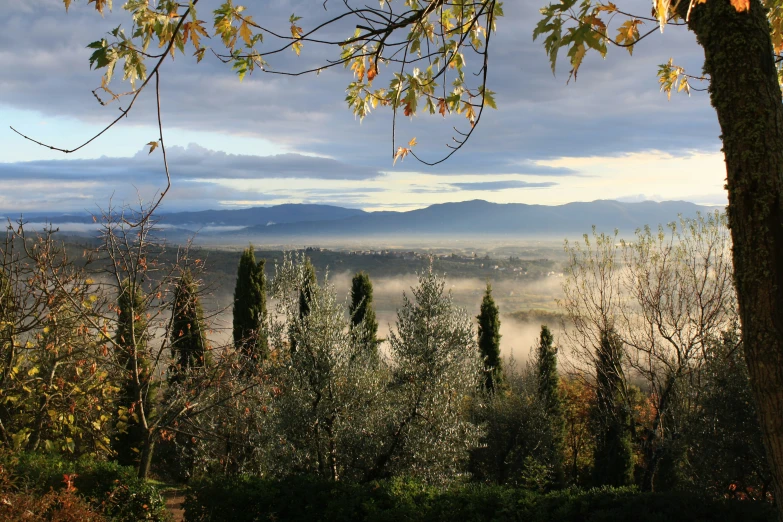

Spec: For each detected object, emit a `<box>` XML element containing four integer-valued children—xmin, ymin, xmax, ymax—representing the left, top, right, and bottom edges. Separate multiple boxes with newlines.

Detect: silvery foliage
<box><xmin>209</xmin><ymin>254</ymin><xmax>484</xmax><ymax>483</ymax></box>
<box><xmin>378</xmin><ymin>265</ymin><xmax>484</xmax><ymax>483</ymax></box>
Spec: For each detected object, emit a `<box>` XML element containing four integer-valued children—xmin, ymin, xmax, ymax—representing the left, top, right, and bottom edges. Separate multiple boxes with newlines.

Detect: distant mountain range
<box><xmin>24</xmin><ymin>200</ymin><xmax>717</xmax><ymax>239</ymax></box>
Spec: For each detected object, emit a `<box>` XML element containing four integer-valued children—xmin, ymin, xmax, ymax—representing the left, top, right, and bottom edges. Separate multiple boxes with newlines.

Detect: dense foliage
<box><xmin>0</xmin><ymin>212</ymin><xmax>773</xmax><ymax>519</ymax></box>
<box><xmin>1</xmin><ymin>452</ymin><xmax>169</xmax><ymax>521</ymax></box>
<box><xmin>184</xmin><ymin>475</ymin><xmax>775</xmax><ymax>522</ymax></box>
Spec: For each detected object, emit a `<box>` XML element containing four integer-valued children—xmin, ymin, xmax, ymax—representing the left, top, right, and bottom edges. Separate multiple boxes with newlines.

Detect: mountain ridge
<box><xmin>20</xmin><ymin>199</ymin><xmax>719</xmax><ymax>238</ymax></box>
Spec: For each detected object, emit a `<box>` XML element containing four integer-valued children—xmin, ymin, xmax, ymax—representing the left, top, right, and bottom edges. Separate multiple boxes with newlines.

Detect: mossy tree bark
<box><xmin>686</xmin><ymin>0</ymin><xmax>783</xmax><ymax>516</ymax></box>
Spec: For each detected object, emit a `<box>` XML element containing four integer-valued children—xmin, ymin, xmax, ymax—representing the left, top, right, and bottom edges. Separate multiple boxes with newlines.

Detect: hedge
<box><xmin>184</xmin><ymin>475</ymin><xmax>775</xmax><ymax>522</ymax></box>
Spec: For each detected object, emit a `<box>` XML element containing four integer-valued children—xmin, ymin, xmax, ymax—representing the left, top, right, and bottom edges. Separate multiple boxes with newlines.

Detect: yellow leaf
<box><xmin>239</xmin><ymin>22</ymin><xmax>253</xmax><ymax>46</ymax></box>
<box><xmin>408</xmin><ymin>137</ymin><xmax>418</xmax><ymax>147</ymax></box>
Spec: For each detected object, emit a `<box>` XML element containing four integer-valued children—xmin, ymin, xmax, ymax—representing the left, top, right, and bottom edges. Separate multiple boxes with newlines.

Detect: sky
<box><xmin>0</xmin><ymin>0</ymin><xmax>728</xmax><ymax>214</ymax></box>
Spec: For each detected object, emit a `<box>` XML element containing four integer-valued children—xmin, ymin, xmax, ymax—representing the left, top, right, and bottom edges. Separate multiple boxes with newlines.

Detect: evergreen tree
<box><xmin>476</xmin><ymin>283</ymin><xmax>503</xmax><ymax>392</ymax></box>
<box><xmin>113</xmin><ymin>280</ymin><xmax>156</xmax><ymax>467</ymax></box>
<box><xmin>232</xmin><ymin>245</ymin><xmax>267</xmax><ymax>366</ymax></box>
<box><xmin>289</xmin><ymin>258</ymin><xmax>317</xmax><ymax>353</ymax></box>
<box><xmin>169</xmin><ymin>270</ymin><xmax>208</xmax><ymax>382</ymax></box>
<box><xmin>349</xmin><ymin>271</ymin><xmax>379</xmax><ymax>357</ymax></box>
<box><xmin>299</xmin><ymin>258</ymin><xmax>317</xmax><ymax>319</ymax></box>
<box><xmin>591</xmin><ymin>328</ymin><xmax>634</xmax><ymax>487</ymax></box>
<box><xmin>536</xmin><ymin>325</ymin><xmax>565</xmax><ymax>486</ymax></box>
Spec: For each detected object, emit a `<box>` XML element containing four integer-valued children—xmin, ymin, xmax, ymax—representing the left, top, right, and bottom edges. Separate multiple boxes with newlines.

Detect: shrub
<box><xmin>2</xmin><ymin>452</ymin><xmax>169</xmax><ymax>521</ymax></box>
<box><xmin>184</xmin><ymin>475</ymin><xmax>775</xmax><ymax>522</ymax></box>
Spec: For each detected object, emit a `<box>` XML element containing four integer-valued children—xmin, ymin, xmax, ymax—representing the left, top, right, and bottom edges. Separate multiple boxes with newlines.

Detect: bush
<box><xmin>0</xmin><ymin>487</ymin><xmax>107</xmax><ymax>522</ymax></box>
<box><xmin>2</xmin><ymin>452</ymin><xmax>169</xmax><ymax>521</ymax></box>
<box><xmin>184</xmin><ymin>475</ymin><xmax>775</xmax><ymax>522</ymax></box>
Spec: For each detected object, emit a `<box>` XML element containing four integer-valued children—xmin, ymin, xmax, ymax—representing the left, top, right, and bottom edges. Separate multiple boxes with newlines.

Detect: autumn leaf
<box><xmin>239</xmin><ymin>21</ymin><xmax>253</xmax><ymax>46</ymax></box>
<box><xmin>88</xmin><ymin>0</ymin><xmax>110</xmax><ymax>16</ymax></box>
<box><xmin>437</xmin><ymin>98</ymin><xmax>447</xmax><ymax>116</ymax></box>
<box><xmin>367</xmin><ymin>60</ymin><xmax>378</xmax><ymax>82</ymax></box>
<box><xmin>408</xmin><ymin>137</ymin><xmax>417</xmax><ymax>147</ymax></box>
<box><xmin>393</xmin><ymin>146</ymin><xmax>410</xmax><ymax>165</ymax></box>
<box><xmin>730</xmin><ymin>0</ymin><xmax>750</xmax><ymax>12</ymax></box>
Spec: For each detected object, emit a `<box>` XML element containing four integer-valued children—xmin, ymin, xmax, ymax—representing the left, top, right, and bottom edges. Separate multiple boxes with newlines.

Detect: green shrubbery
<box><xmin>184</xmin><ymin>475</ymin><xmax>775</xmax><ymax>522</ymax></box>
<box><xmin>2</xmin><ymin>452</ymin><xmax>169</xmax><ymax>521</ymax></box>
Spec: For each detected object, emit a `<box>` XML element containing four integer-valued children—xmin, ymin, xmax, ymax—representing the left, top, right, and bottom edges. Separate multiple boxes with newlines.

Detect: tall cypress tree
<box><xmin>233</xmin><ymin>246</ymin><xmax>267</xmax><ymax>366</ymax></box>
<box><xmin>592</xmin><ymin>328</ymin><xmax>634</xmax><ymax>487</ymax></box>
<box><xmin>113</xmin><ymin>280</ymin><xmax>156</xmax><ymax>467</ymax></box>
<box><xmin>536</xmin><ymin>325</ymin><xmax>565</xmax><ymax>486</ymax></box>
<box><xmin>290</xmin><ymin>258</ymin><xmax>317</xmax><ymax>353</ymax></box>
<box><xmin>477</xmin><ymin>283</ymin><xmax>503</xmax><ymax>392</ymax></box>
<box><xmin>349</xmin><ymin>271</ymin><xmax>379</xmax><ymax>357</ymax></box>
<box><xmin>169</xmin><ymin>270</ymin><xmax>207</xmax><ymax>382</ymax></box>
<box><xmin>299</xmin><ymin>258</ymin><xmax>317</xmax><ymax>319</ymax></box>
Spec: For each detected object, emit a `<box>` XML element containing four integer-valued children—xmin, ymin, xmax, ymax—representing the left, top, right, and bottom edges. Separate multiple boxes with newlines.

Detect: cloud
<box><xmin>616</xmin><ymin>192</ymin><xmax>728</xmax><ymax>206</ymax></box>
<box><xmin>0</xmin><ymin>143</ymin><xmax>382</xmax><ymax>182</ymax></box>
<box><xmin>1</xmin><ymin>0</ymin><xmax>720</xmax><ymax>172</ymax></box>
<box><xmin>449</xmin><ymin>180</ymin><xmax>558</xmax><ymax>191</ymax></box>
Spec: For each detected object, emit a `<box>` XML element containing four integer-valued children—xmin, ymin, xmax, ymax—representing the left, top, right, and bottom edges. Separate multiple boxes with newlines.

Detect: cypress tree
<box><xmin>113</xmin><ymin>280</ymin><xmax>156</xmax><ymax>467</ymax></box>
<box><xmin>476</xmin><ymin>283</ymin><xmax>503</xmax><ymax>392</ymax></box>
<box><xmin>536</xmin><ymin>325</ymin><xmax>565</xmax><ymax>486</ymax></box>
<box><xmin>232</xmin><ymin>245</ymin><xmax>267</xmax><ymax>366</ymax></box>
<box><xmin>299</xmin><ymin>258</ymin><xmax>317</xmax><ymax>319</ymax></box>
<box><xmin>349</xmin><ymin>271</ymin><xmax>379</xmax><ymax>357</ymax></box>
<box><xmin>290</xmin><ymin>258</ymin><xmax>317</xmax><ymax>353</ymax></box>
<box><xmin>592</xmin><ymin>328</ymin><xmax>634</xmax><ymax>487</ymax></box>
<box><xmin>169</xmin><ymin>270</ymin><xmax>208</xmax><ymax>382</ymax></box>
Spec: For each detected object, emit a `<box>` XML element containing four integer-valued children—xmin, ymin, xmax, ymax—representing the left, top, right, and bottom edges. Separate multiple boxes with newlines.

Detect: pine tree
<box><xmin>536</xmin><ymin>325</ymin><xmax>565</xmax><ymax>486</ymax></box>
<box><xmin>349</xmin><ymin>271</ymin><xmax>379</xmax><ymax>357</ymax></box>
<box><xmin>169</xmin><ymin>270</ymin><xmax>207</xmax><ymax>382</ymax></box>
<box><xmin>113</xmin><ymin>280</ymin><xmax>156</xmax><ymax>467</ymax></box>
<box><xmin>232</xmin><ymin>245</ymin><xmax>267</xmax><ymax>367</ymax></box>
<box><xmin>477</xmin><ymin>283</ymin><xmax>503</xmax><ymax>392</ymax></box>
<box><xmin>591</xmin><ymin>328</ymin><xmax>634</xmax><ymax>487</ymax></box>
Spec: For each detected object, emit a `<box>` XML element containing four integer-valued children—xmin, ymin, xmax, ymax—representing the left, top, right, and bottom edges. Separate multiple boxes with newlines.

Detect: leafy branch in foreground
<box><xmin>11</xmin><ymin>0</ymin><xmax>504</xmax><ymax>198</ymax></box>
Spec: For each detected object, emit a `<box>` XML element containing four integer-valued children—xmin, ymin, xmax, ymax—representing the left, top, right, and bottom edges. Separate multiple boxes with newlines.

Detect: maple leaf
<box><xmin>239</xmin><ymin>22</ymin><xmax>253</xmax><ymax>46</ymax></box>
<box><xmin>437</xmin><ymin>98</ymin><xmax>448</xmax><ymax>116</ymax></box>
<box><xmin>393</xmin><ymin>146</ymin><xmax>410</xmax><ymax>165</ymax></box>
<box><xmin>189</xmin><ymin>20</ymin><xmax>209</xmax><ymax>50</ymax></box>
<box><xmin>88</xmin><ymin>0</ymin><xmax>110</xmax><ymax>16</ymax></box>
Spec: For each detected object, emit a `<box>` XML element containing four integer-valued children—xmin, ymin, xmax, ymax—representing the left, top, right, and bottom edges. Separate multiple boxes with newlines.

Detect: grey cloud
<box><xmin>302</xmin><ymin>187</ymin><xmax>387</xmax><ymax>195</ymax></box>
<box><xmin>0</xmin><ymin>0</ymin><xmax>722</xmax><ymax>178</ymax></box>
<box><xmin>0</xmin><ymin>144</ymin><xmax>382</xmax><ymax>181</ymax></box>
<box><xmin>449</xmin><ymin>180</ymin><xmax>558</xmax><ymax>191</ymax></box>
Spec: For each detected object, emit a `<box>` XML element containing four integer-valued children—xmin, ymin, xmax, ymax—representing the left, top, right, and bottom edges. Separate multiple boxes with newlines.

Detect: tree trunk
<box><xmin>687</xmin><ymin>0</ymin><xmax>783</xmax><ymax>517</ymax></box>
<box><xmin>138</xmin><ymin>432</ymin><xmax>156</xmax><ymax>480</ymax></box>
